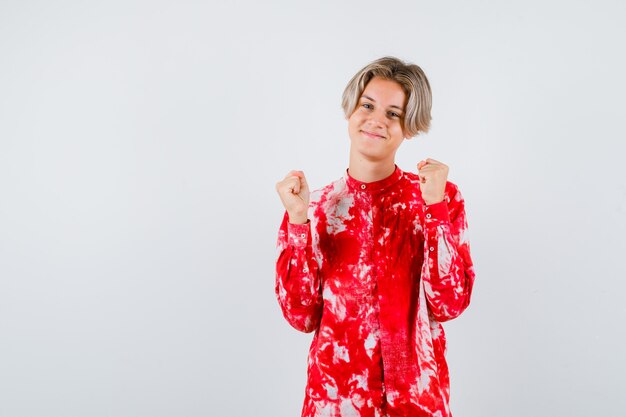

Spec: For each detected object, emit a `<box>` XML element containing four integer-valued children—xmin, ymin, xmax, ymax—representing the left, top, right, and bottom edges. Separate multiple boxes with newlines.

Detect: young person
<box><xmin>275</xmin><ymin>56</ymin><xmax>475</xmax><ymax>417</ymax></box>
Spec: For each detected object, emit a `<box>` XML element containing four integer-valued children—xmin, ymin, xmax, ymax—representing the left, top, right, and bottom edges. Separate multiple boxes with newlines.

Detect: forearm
<box><xmin>275</xmin><ymin>213</ymin><xmax>323</xmax><ymax>332</ymax></box>
<box><xmin>422</xmin><ymin>192</ymin><xmax>475</xmax><ymax>322</ymax></box>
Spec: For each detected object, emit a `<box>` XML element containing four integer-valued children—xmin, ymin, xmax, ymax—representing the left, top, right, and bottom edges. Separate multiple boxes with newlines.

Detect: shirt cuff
<box><xmin>288</xmin><ymin>221</ymin><xmax>310</xmax><ymax>248</ymax></box>
<box><xmin>424</xmin><ymin>200</ymin><xmax>450</xmax><ymax>225</ymax></box>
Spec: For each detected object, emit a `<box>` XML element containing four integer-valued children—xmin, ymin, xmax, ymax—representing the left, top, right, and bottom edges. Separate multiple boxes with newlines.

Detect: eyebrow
<box><xmin>361</xmin><ymin>95</ymin><xmax>405</xmax><ymax>112</ymax></box>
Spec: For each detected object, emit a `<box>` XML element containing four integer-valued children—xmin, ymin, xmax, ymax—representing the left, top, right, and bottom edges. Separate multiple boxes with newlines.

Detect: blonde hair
<box><xmin>341</xmin><ymin>56</ymin><xmax>432</xmax><ymax>138</ymax></box>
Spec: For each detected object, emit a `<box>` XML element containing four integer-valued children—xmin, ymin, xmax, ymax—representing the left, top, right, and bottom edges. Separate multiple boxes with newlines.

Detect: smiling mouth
<box><xmin>361</xmin><ymin>130</ymin><xmax>385</xmax><ymax>140</ymax></box>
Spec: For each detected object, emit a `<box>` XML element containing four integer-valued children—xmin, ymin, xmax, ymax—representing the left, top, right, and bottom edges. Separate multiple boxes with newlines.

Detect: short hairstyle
<box><xmin>341</xmin><ymin>56</ymin><xmax>432</xmax><ymax>138</ymax></box>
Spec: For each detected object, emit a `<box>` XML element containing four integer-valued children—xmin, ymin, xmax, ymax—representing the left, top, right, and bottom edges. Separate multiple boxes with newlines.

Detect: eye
<box><xmin>361</xmin><ymin>102</ymin><xmax>373</xmax><ymax>110</ymax></box>
<box><xmin>388</xmin><ymin>111</ymin><xmax>401</xmax><ymax>119</ymax></box>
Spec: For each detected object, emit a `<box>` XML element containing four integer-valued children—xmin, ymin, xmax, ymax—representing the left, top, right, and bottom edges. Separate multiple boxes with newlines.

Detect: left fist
<box><xmin>417</xmin><ymin>158</ymin><xmax>448</xmax><ymax>205</ymax></box>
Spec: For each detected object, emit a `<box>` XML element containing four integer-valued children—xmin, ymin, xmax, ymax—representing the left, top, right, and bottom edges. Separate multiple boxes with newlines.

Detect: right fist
<box><xmin>275</xmin><ymin>170</ymin><xmax>310</xmax><ymax>224</ymax></box>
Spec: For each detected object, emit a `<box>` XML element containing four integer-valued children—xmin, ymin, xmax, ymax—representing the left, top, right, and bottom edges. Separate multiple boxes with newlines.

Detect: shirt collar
<box><xmin>344</xmin><ymin>165</ymin><xmax>404</xmax><ymax>193</ymax></box>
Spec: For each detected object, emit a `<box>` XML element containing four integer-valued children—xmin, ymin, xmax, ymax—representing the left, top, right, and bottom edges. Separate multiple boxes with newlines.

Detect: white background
<box><xmin>1</xmin><ymin>1</ymin><xmax>625</xmax><ymax>416</ymax></box>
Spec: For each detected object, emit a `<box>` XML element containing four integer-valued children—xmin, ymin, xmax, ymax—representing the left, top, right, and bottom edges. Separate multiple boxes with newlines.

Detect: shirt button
<box><xmin>429</xmin><ymin>247</ymin><xmax>435</xmax><ymax>252</ymax></box>
<box><xmin>300</xmin><ymin>233</ymin><xmax>306</xmax><ymax>239</ymax></box>
<box><xmin>361</xmin><ymin>184</ymin><xmax>366</xmax><ymax>190</ymax></box>
<box><xmin>426</xmin><ymin>213</ymin><xmax>432</xmax><ymax>219</ymax></box>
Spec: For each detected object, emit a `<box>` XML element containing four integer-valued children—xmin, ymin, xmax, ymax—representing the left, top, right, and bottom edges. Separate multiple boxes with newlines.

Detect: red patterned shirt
<box><xmin>275</xmin><ymin>166</ymin><xmax>475</xmax><ymax>417</ymax></box>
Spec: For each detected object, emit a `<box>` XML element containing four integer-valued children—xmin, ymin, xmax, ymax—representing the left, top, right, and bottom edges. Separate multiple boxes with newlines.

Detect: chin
<box><xmin>354</xmin><ymin>147</ymin><xmax>388</xmax><ymax>162</ymax></box>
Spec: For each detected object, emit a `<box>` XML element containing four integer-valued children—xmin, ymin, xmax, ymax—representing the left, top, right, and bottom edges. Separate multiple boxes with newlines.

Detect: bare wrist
<box><xmin>288</xmin><ymin>214</ymin><xmax>308</xmax><ymax>224</ymax></box>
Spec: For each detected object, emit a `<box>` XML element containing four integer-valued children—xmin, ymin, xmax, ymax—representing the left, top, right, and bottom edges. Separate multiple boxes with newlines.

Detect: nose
<box><xmin>367</xmin><ymin>109</ymin><xmax>387</xmax><ymax>127</ymax></box>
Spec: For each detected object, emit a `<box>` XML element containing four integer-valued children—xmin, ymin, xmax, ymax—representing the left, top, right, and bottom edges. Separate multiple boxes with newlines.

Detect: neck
<box><xmin>348</xmin><ymin>150</ymin><xmax>396</xmax><ymax>183</ymax></box>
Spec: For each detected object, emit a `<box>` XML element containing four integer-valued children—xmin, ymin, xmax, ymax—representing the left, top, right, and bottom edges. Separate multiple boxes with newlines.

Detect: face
<box><xmin>347</xmin><ymin>76</ymin><xmax>408</xmax><ymax>164</ymax></box>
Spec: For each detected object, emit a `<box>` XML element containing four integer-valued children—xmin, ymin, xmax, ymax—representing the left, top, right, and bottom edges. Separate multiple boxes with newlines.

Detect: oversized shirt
<box><xmin>275</xmin><ymin>166</ymin><xmax>475</xmax><ymax>417</ymax></box>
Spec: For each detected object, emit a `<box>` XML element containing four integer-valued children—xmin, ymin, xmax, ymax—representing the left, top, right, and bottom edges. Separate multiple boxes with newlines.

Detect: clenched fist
<box><xmin>276</xmin><ymin>170</ymin><xmax>310</xmax><ymax>224</ymax></box>
<box><xmin>417</xmin><ymin>158</ymin><xmax>448</xmax><ymax>205</ymax></box>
